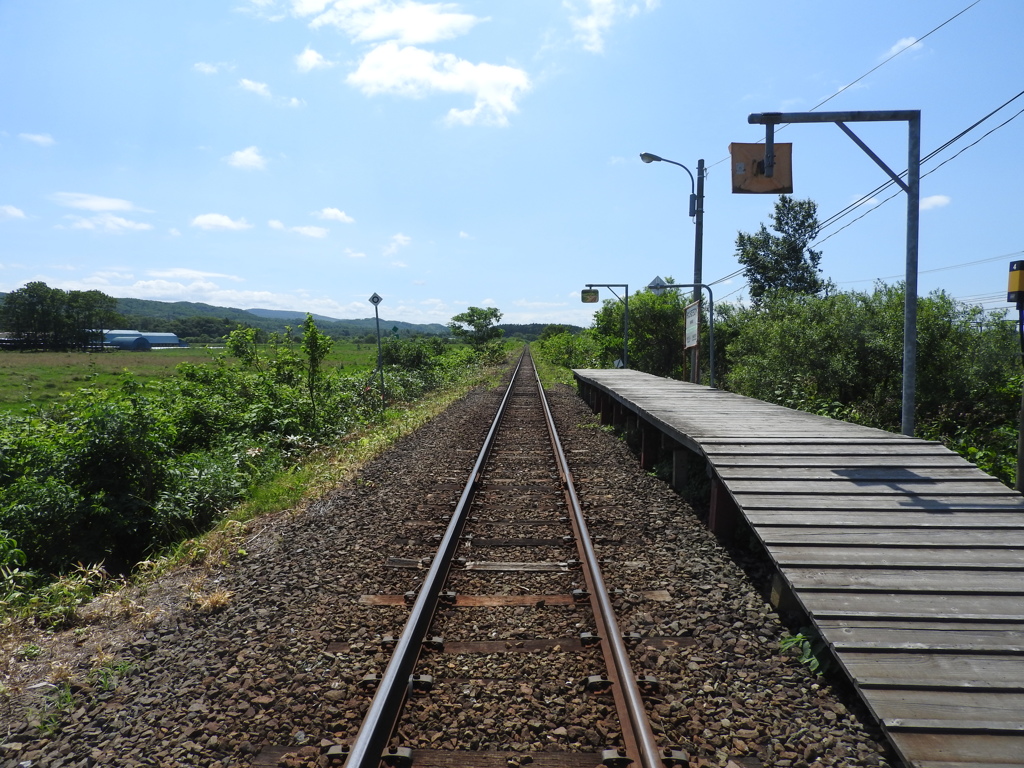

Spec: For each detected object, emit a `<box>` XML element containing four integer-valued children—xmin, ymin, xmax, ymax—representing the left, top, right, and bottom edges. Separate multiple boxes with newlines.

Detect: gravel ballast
<box><xmin>0</xmin><ymin>377</ymin><xmax>899</xmax><ymax>768</ymax></box>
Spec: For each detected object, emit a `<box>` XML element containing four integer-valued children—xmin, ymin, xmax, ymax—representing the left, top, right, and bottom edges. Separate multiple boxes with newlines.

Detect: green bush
<box><xmin>0</xmin><ymin>317</ymin><xmax>474</xmax><ymax>577</ymax></box>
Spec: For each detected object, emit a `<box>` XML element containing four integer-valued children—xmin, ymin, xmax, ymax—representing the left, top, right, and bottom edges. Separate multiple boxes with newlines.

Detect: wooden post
<box><xmin>671</xmin><ymin>449</ymin><xmax>691</xmax><ymax>491</ymax></box>
<box><xmin>708</xmin><ymin>477</ymin><xmax>741</xmax><ymax>538</ymax></box>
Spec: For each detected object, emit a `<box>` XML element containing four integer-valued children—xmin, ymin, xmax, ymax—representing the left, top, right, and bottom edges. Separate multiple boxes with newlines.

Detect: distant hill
<box><xmin>499</xmin><ymin>323</ymin><xmax>585</xmax><ymax>341</ymax></box>
<box><xmin>112</xmin><ymin>297</ymin><xmax>448</xmax><ymax>339</ymax></box>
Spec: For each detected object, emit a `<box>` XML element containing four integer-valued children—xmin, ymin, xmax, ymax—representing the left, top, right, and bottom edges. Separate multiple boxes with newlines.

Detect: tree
<box><xmin>448</xmin><ymin>307</ymin><xmax>503</xmax><ymax>347</ymax></box>
<box><xmin>0</xmin><ymin>282</ymin><xmax>122</xmax><ymax>349</ymax></box>
<box><xmin>736</xmin><ymin>196</ymin><xmax>826</xmax><ymax>301</ymax></box>
<box><xmin>300</xmin><ymin>314</ymin><xmax>333</xmax><ymax>428</ymax></box>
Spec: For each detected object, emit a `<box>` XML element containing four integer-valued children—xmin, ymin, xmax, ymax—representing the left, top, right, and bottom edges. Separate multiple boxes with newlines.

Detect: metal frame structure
<box><xmin>747</xmin><ymin>110</ymin><xmax>921</xmax><ymax>435</ymax></box>
<box><xmin>648</xmin><ymin>279</ymin><xmax>716</xmax><ymax>389</ymax></box>
<box><xmin>586</xmin><ymin>283</ymin><xmax>629</xmax><ymax>368</ymax></box>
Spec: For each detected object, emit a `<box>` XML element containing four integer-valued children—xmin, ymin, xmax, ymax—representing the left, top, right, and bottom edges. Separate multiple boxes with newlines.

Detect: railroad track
<box><xmin>332</xmin><ymin>350</ymin><xmax>687</xmax><ymax>768</ymax></box>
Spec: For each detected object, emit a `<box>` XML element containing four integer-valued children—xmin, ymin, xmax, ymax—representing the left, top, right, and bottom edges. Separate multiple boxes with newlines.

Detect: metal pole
<box><xmin>623</xmin><ymin>288</ymin><xmax>629</xmax><ymax>368</ymax></box>
<box><xmin>903</xmin><ymin>114</ymin><xmax>921</xmax><ymax>436</ymax></box>
<box><xmin>691</xmin><ymin>159</ymin><xmax>705</xmax><ymax>383</ymax></box>
<box><xmin>374</xmin><ymin>304</ymin><xmax>384</xmax><ymax>408</ymax></box>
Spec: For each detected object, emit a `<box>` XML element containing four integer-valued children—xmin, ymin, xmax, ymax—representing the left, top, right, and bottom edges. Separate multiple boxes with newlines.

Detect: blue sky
<box><xmin>1</xmin><ymin>0</ymin><xmax>1020</xmax><ymax>327</ymax></box>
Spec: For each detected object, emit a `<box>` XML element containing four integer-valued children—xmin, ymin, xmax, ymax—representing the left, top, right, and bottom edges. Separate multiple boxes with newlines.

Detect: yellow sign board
<box><xmin>729</xmin><ymin>142</ymin><xmax>793</xmax><ymax>194</ymax></box>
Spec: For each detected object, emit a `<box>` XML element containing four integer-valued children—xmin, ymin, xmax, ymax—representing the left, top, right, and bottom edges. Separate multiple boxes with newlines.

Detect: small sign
<box><xmin>729</xmin><ymin>142</ymin><xmax>793</xmax><ymax>194</ymax></box>
<box><xmin>648</xmin><ymin>276</ymin><xmax>669</xmax><ymax>296</ymax></box>
<box><xmin>369</xmin><ymin>292</ymin><xmax>383</xmax><ymax>306</ymax></box>
<box><xmin>685</xmin><ymin>300</ymin><xmax>700</xmax><ymax>349</ymax></box>
<box><xmin>581</xmin><ymin>289</ymin><xmax>599</xmax><ymax>303</ymax></box>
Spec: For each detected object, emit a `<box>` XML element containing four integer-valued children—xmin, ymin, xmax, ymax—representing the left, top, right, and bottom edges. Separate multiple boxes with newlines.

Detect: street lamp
<box><xmin>640</xmin><ymin>152</ymin><xmax>706</xmax><ymax>383</ymax></box>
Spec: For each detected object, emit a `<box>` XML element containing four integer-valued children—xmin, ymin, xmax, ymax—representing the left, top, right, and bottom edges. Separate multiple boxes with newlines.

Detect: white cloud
<box><xmin>66</xmin><ymin>213</ymin><xmax>153</xmax><ymax>233</ymax></box>
<box><xmin>347</xmin><ymin>41</ymin><xmax>530</xmax><ymax>126</ymax></box>
<box><xmin>239</xmin><ymin>78</ymin><xmax>304</xmax><ymax>107</ymax></box>
<box><xmin>149</xmin><ymin>268</ymin><xmax>245</xmax><ymax>282</ymax></box>
<box><xmin>240</xmin><ymin>78</ymin><xmax>272</xmax><ymax>97</ymax></box>
<box><xmin>291</xmin><ymin>225</ymin><xmax>329</xmax><ymax>238</ymax></box>
<box><xmin>292</xmin><ymin>0</ymin><xmax>332</xmax><ymax>14</ymax></box>
<box><xmin>226</xmin><ymin>145</ymin><xmax>267</xmax><ymax>169</ymax></box>
<box><xmin>271</xmin><ymin>220</ymin><xmax>329</xmax><ymax>237</ymax></box>
<box><xmin>51</xmin><ymin>192</ymin><xmax>138</xmax><ymax>212</ymax></box>
<box><xmin>194</xmin><ymin>62</ymin><xmax>220</xmax><ymax>74</ymax></box>
<box><xmin>306</xmin><ymin>1</ymin><xmax>482</xmax><ymax>44</ymax></box>
<box><xmin>1</xmin><ymin>205</ymin><xmax>26</xmax><ymax>219</ymax></box>
<box><xmin>168</xmin><ymin>228</ymin><xmax>181</xmax><ymax>236</ymax></box>
<box><xmin>920</xmin><ymin>194</ymin><xmax>951</xmax><ymax>211</ymax></box>
<box><xmin>191</xmin><ymin>213</ymin><xmax>252</xmax><ymax>230</ymax></box>
<box><xmin>345</xmin><ymin>248</ymin><xmax>367</xmax><ymax>258</ymax></box>
<box><xmin>391</xmin><ymin>260</ymin><xmax>408</xmax><ymax>268</ymax></box>
<box><xmin>314</xmin><ymin>207</ymin><xmax>354</xmax><ymax>223</ymax></box>
<box><xmin>383</xmin><ymin>232</ymin><xmax>411</xmax><ymax>256</ymax></box>
<box><xmin>885</xmin><ymin>37</ymin><xmax>924</xmax><ymax>58</ymax></box>
<box><xmin>296</xmin><ymin>46</ymin><xmax>334</xmax><ymax>72</ymax></box>
<box><xmin>566</xmin><ymin>0</ymin><xmax>658</xmax><ymax>54</ymax></box>
<box><xmin>458</xmin><ymin>230</ymin><xmax>470</xmax><ymax>238</ymax></box>
<box><xmin>19</xmin><ymin>133</ymin><xmax>55</xmax><ymax>146</ymax></box>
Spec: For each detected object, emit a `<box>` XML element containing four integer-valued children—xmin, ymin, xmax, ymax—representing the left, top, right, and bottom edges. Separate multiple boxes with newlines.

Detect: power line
<box><xmin>815</xmin><ymin>88</ymin><xmax>1024</xmax><ymax>236</ymax></box>
<box><xmin>836</xmin><ymin>250</ymin><xmax>1024</xmax><ymax>284</ymax></box>
<box><xmin>706</xmin><ymin>0</ymin><xmax>985</xmax><ymax>171</ymax></box>
<box><xmin>806</xmin><ymin>0</ymin><xmax>983</xmax><ymax>114</ymax></box>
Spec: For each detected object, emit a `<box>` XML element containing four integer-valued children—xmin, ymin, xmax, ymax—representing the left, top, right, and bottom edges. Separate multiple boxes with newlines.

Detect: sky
<box><xmin>1</xmin><ymin>0</ymin><xmax>1021</xmax><ymax>328</ymax></box>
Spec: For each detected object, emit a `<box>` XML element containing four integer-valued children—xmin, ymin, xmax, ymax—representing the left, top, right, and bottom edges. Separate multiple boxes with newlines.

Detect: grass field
<box><xmin>0</xmin><ymin>341</ymin><xmax>381</xmax><ymax>414</ymax></box>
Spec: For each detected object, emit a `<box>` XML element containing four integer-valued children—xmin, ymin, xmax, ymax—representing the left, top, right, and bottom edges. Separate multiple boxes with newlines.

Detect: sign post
<box><xmin>369</xmin><ymin>292</ymin><xmax>384</xmax><ymax>408</ymax></box>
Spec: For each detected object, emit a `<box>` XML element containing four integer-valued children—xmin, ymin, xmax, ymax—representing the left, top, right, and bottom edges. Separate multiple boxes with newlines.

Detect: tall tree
<box><xmin>448</xmin><ymin>307</ymin><xmax>503</xmax><ymax>347</ymax></box>
<box><xmin>0</xmin><ymin>283</ymin><xmax>123</xmax><ymax>349</ymax></box>
<box><xmin>735</xmin><ymin>196</ymin><xmax>825</xmax><ymax>301</ymax></box>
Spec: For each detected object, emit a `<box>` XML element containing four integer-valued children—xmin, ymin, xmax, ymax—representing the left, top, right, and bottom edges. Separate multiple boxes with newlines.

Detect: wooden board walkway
<box><xmin>573</xmin><ymin>368</ymin><xmax>1024</xmax><ymax>768</ymax></box>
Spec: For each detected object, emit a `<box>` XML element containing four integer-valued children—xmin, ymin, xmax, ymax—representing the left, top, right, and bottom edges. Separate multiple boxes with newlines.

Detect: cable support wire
<box><xmin>814</xmin><ymin>91</ymin><xmax>1024</xmax><ymax>243</ymax></box>
<box><xmin>706</xmin><ymin>0</ymin><xmax>984</xmax><ymax>171</ymax></box>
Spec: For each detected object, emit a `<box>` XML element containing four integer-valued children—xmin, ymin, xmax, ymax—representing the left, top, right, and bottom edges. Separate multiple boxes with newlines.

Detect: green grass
<box><xmin>0</xmin><ymin>340</ymin><xmax>382</xmax><ymax>414</ymax></box>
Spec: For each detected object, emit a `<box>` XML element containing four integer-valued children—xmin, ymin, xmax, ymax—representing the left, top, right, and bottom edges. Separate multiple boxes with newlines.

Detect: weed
<box><xmin>780</xmin><ymin>626</ymin><xmax>832</xmax><ymax>675</ymax></box>
<box><xmin>192</xmin><ymin>589</ymin><xmax>233</xmax><ymax>613</ymax></box>
<box><xmin>89</xmin><ymin>655</ymin><xmax>136</xmax><ymax>692</ymax></box>
<box><xmin>15</xmin><ymin>642</ymin><xmax>42</xmax><ymax>660</ymax></box>
<box><xmin>33</xmin><ymin>683</ymin><xmax>75</xmax><ymax>736</ymax></box>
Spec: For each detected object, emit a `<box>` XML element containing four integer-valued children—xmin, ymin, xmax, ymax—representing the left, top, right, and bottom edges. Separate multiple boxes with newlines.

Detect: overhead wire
<box><xmin>814</xmin><ymin>88</ymin><xmax>1024</xmax><ymax>239</ymax></box>
<box><xmin>706</xmin><ymin>0</ymin><xmax>985</xmax><ymax>171</ymax></box>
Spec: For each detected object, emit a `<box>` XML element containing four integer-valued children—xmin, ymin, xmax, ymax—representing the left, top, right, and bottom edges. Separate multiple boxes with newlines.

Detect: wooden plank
<box><xmin>749</xmin><ymin>511</ymin><xmax>1024</xmax><ymax>529</ymax></box>
<box><xmin>819</xmin><ymin>624</ymin><xmax>1024</xmax><ymax>653</ymax></box>
<box><xmin>768</xmin><ymin>545</ymin><xmax>1024</xmax><ymax>569</ymax></box>
<box><xmin>717</xmin><ymin>467</ymin><xmax>995</xmax><ymax>481</ymax></box>
<box><xmin>411</xmin><ymin>750</ymin><xmax>603</xmax><ymax>768</ymax></box>
<box><xmin>840</xmin><ymin>652</ymin><xmax>1024</xmax><ymax>689</ymax></box>
<box><xmin>799</xmin><ymin>592</ymin><xmax>1024</xmax><ymax>621</ymax></box>
<box><xmin>728</xmin><ymin>479</ymin><xmax>1012</xmax><ymax>495</ymax></box>
<box><xmin>759</xmin><ymin>528</ymin><xmax>1024</xmax><ymax>547</ymax></box>
<box><xmin>734</xmin><ymin>495</ymin><xmax>1024</xmax><ymax>510</ymax></box>
<box><xmin>864</xmin><ymin>689</ymin><xmax>1024</xmax><ymax>724</ymax></box>
<box><xmin>885</xmin><ymin>733</ymin><xmax>1024</xmax><ymax>767</ymax></box>
<box><xmin>706</xmin><ymin>444</ymin><xmax>961</xmax><ymax>456</ymax></box>
<box><xmin>712</xmin><ymin>455</ymin><xmax>974</xmax><ymax>468</ymax></box>
<box><xmin>784</xmin><ymin>568</ymin><xmax>1024</xmax><ymax>594</ymax></box>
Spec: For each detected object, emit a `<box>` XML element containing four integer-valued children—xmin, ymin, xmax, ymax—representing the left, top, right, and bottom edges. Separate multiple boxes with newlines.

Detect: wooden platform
<box><xmin>573</xmin><ymin>368</ymin><xmax>1024</xmax><ymax>768</ymax></box>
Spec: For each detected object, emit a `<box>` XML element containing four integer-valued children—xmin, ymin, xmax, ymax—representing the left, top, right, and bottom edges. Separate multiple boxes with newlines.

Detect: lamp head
<box><xmin>639</xmin><ymin>152</ymin><xmax>662</xmax><ymax>164</ymax></box>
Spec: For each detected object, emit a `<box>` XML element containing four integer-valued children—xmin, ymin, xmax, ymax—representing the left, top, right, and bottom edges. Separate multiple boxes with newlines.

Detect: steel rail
<box><xmin>346</xmin><ymin>351</ymin><xmax>527</xmax><ymax>768</ymax></box>
<box><xmin>531</xmin><ymin>354</ymin><xmax>664</xmax><ymax>768</ymax></box>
